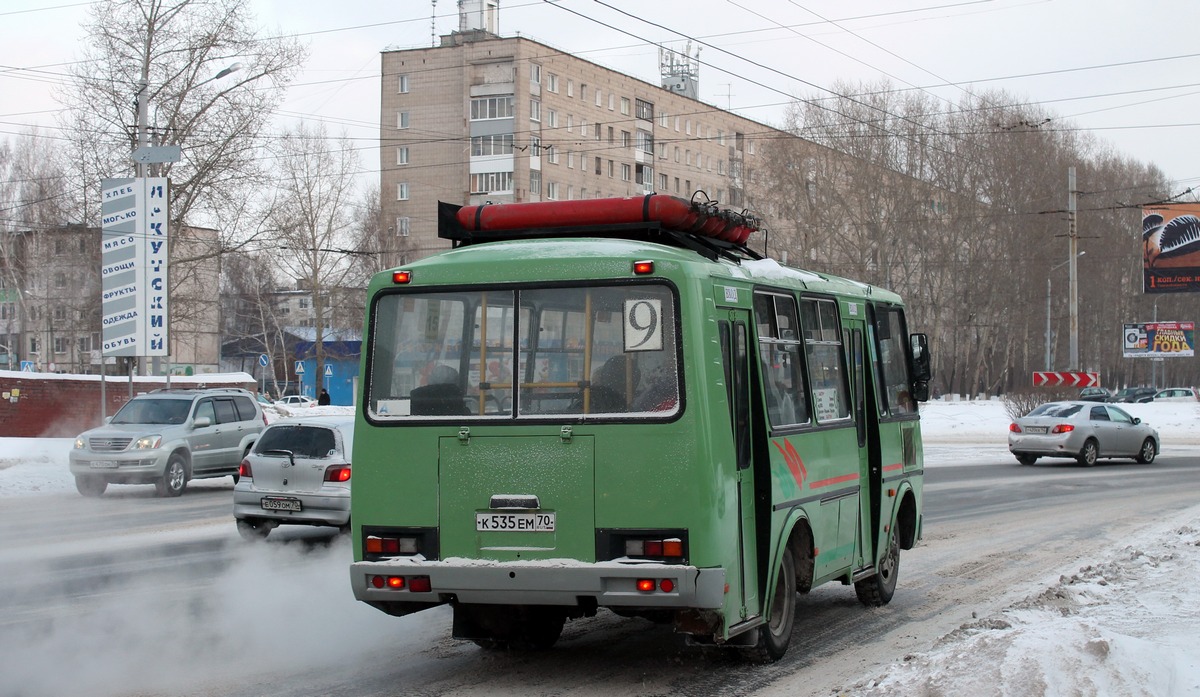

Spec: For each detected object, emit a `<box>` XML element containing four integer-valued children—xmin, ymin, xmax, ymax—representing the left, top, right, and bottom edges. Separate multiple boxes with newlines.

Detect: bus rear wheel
<box><xmin>856</xmin><ymin>526</ymin><xmax>900</xmax><ymax>607</ymax></box>
<box><xmin>745</xmin><ymin>547</ymin><xmax>796</xmax><ymax>662</ymax></box>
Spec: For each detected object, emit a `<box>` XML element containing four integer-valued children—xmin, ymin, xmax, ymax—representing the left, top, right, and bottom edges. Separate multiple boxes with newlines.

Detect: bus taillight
<box><xmin>633</xmin><ymin>260</ymin><xmax>654</xmax><ymax>275</ymax></box>
<box><xmin>392</xmin><ymin>270</ymin><xmax>412</xmax><ymax>284</ymax></box>
<box><xmin>625</xmin><ymin>537</ymin><xmax>685</xmax><ymax>559</ymax></box>
<box><xmin>636</xmin><ymin>579</ymin><xmax>676</xmax><ymax>593</ymax></box>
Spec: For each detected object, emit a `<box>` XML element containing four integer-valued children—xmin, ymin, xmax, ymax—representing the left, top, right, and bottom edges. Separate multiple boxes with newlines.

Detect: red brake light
<box><xmin>238</xmin><ymin>459</ymin><xmax>252</xmax><ymax>478</ymax></box>
<box><xmin>1009</xmin><ymin>423</ymin><xmax>1021</xmax><ymax>433</ymax></box>
<box><xmin>636</xmin><ymin>579</ymin><xmax>656</xmax><ymax>592</ymax></box>
<box><xmin>633</xmin><ymin>260</ymin><xmax>654</xmax><ymax>275</ymax></box>
<box><xmin>659</xmin><ymin>579</ymin><xmax>675</xmax><ymax>593</ymax></box>
<box><xmin>1051</xmin><ymin>423</ymin><xmax>1075</xmax><ymax>434</ymax></box>
<box><xmin>392</xmin><ymin>270</ymin><xmax>412</xmax><ymax>284</ymax></box>
<box><xmin>324</xmin><ymin>465</ymin><xmax>351</xmax><ymax>482</ymax></box>
<box><xmin>408</xmin><ymin>576</ymin><xmax>432</xmax><ymax>593</ymax></box>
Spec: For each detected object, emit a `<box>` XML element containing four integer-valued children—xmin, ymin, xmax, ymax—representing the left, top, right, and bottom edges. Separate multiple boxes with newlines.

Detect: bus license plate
<box><xmin>476</xmin><ymin>512</ymin><xmax>555</xmax><ymax>532</ymax></box>
<box><xmin>261</xmin><ymin>497</ymin><xmax>302</xmax><ymax>512</ymax></box>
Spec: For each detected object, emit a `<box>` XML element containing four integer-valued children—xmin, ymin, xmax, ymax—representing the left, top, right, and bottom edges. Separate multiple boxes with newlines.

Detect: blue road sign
<box><xmin>20</xmin><ymin>361</ymin><xmax>34</xmax><ymax>372</ymax></box>
<box><xmin>324</xmin><ymin>363</ymin><xmax>333</xmax><ymax>377</ymax></box>
<box><xmin>259</xmin><ymin>354</ymin><xmax>269</xmax><ymax>367</ymax></box>
<box><xmin>294</xmin><ymin>361</ymin><xmax>305</xmax><ymax>374</ymax></box>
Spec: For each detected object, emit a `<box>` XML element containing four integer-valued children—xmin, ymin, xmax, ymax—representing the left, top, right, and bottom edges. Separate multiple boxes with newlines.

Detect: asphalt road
<box><xmin>2</xmin><ymin>449</ymin><xmax>1198</xmax><ymax>697</ymax></box>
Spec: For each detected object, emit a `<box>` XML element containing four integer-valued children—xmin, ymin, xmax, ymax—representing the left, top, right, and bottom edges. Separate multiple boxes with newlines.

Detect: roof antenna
<box><xmin>431</xmin><ymin>0</ymin><xmax>437</xmax><ymax>46</ymax></box>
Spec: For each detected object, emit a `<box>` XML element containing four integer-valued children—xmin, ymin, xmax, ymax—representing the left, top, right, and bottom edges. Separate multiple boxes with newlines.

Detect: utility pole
<box><xmin>1067</xmin><ymin>167</ymin><xmax>1079</xmax><ymax>371</ymax></box>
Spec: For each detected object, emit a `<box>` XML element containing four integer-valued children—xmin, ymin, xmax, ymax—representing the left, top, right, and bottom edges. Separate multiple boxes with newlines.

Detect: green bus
<box><xmin>349</xmin><ymin>195</ymin><xmax>931</xmax><ymax>660</ymax></box>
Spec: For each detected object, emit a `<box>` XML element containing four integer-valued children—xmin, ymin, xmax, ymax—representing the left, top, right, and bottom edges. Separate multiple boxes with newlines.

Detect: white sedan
<box><xmin>275</xmin><ymin>394</ymin><xmax>316</xmax><ymax>408</ymax></box>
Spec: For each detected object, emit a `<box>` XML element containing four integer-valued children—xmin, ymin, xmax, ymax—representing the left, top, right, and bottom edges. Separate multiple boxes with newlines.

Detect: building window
<box><xmin>396</xmin><ymin>147</ymin><xmax>409</xmax><ymax>166</ymax></box>
<box><xmin>567</xmin><ymin>151</ymin><xmax>575</xmax><ymax>169</ymax></box>
<box><xmin>54</xmin><ymin>306</ymin><xmax>67</xmax><ymax>321</ymax></box>
<box><xmin>397</xmin><ymin>183</ymin><xmax>409</xmax><ymax>200</ymax></box>
<box><xmin>659</xmin><ymin>173</ymin><xmax>668</xmax><ymax>189</ymax></box>
<box><xmin>608</xmin><ymin>94</ymin><xmax>615</xmax><ymax>110</ymax></box>
<box><xmin>78</xmin><ymin>336</ymin><xmax>91</xmax><ymax>354</ymax></box>
<box><xmin>718</xmin><ymin>159</ymin><xmax>725</xmax><ymax>175</ymax></box>
<box><xmin>397</xmin><ymin>111</ymin><xmax>410</xmax><ymax>129</ymax></box>
<box><xmin>608</xmin><ymin>160</ymin><xmax>614</xmax><ymax>178</ymax></box>
<box><xmin>547</xmin><ymin>109</ymin><xmax>558</xmax><ymax>128</ymax></box>
<box><xmin>657</xmin><ymin>143</ymin><xmax>666</xmax><ymax>159</ymax></box>
<box><xmin>659</xmin><ymin>112</ymin><xmax>668</xmax><ymax>128</ymax></box>
<box><xmin>635</xmin><ymin>99</ymin><xmax>654</xmax><ymax>121</ymax></box>
<box><xmin>398</xmin><ymin>74</ymin><xmax>410</xmax><ymax>93</ymax></box>
<box><xmin>635</xmin><ymin>164</ymin><xmax>652</xmax><ymax>185</ymax></box>
<box><xmin>471</xmin><ymin>134</ymin><xmax>514</xmax><ymax>156</ymax></box>
<box><xmin>567</xmin><ymin>185</ymin><xmax>574</xmax><ymax>200</ymax></box>
<box><xmin>566</xmin><ymin>114</ymin><xmax>573</xmax><ymax>132</ymax></box>
<box><xmin>621</xmin><ymin>131</ymin><xmax>631</xmax><ymax>148</ymax></box>
<box><xmin>299</xmin><ymin>297</ymin><xmax>309</xmax><ymax>309</ymax></box>
<box><xmin>546</xmin><ymin>146</ymin><xmax>559</xmax><ymax>164</ymax></box>
<box><xmin>531</xmin><ymin>64</ymin><xmax>541</xmax><ymax>84</ymax></box>
<box><xmin>595</xmin><ymin>156</ymin><xmax>602</xmax><ymax>175</ymax></box>
<box><xmin>55</xmin><ymin>239</ymin><xmax>66</xmax><ymax>254</ymax></box>
<box><xmin>675</xmin><ymin>116</ymin><xmax>681</xmax><ymax>131</ymax></box>
<box><xmin>530</xmin><ymin>99</ymin><xmax>541</xmax><ymax>122</ymax></box>
<box><xmin>674</xmin><ymin>147</ymin><xmax>680</xmax><ymax>163</ymax></box>
<box><xmin>395</xmin><ymin>217</ymin><xmax>410</xmax><ymax>237</ymax></box>
<box><xmin>595</xmin><ymin>90</ymin><xmax>603</xmax><ymax>107</ymax></box>
<box><xmin>567</xmin><ymin>79</ymin><xmax>574</xmax><ymax>97</ymax></box>
<box><xmin>548</xmin><ymin>73</ymin><xmax>558</xmax><ymax>92</ymax></box>
<box><xmin>54</xmin><ymin>272</ymin><xmax>66</xmax><ymax>288</ymax></box>
<box><xmin>530</xmin><ymin>170</ymin><xmax>542</xmax><ymax>197</ymax></box>
<box><xmin>546</xmin><ymin>181</ymin><xmax>559</xmax><ymax>200</ymax></box>
<box><xmin>685</xmin><ymin>179</ymin><xmax>691</xmax><ymax>193</ymax></box>
<box><xmin>621</xmin><ymin>163</ymin><xmax>631</xmax><ymax>181</ymax></box>
<box><xmin>620</xmin><ymin>97</ymin><xmax>630</xmax><ymax>115</ymax></box>
<box><xmin>607</xmin><ymin>126</ymin><xmax>614</xmax><ymax>144</ymax></box>
<box><xmin>29</xmin><ymin>337</ymin><xmax>38</xmax><ymax>354</ymax></box>
<box><xmin>54</xmin><ymin>337</ymin><xmax>67</xmax><ymax>355</ymax></box>
<box><xmin>471</xmin><ymin>171</ymin><xmax>514</xmax><ymax>194</ymax></box>
<box><xmin>686</xmin><ymin>150</ymin><xmax>692</xmax><ymax>166</ymax></box>
<box><xmin>685</xmin><ymin>120</ymin><xmax>692</xmax><ymax>135</ymax></box>
<box><xmin>471</xmin><ymin>96</ymin><xmax>515</xmax><ymax>120</ymax></box>
<box><xmin>594</xmin><ymin>122</ymin><xmax>602</xmax><ymax>141</ymax></box>
<box><xmin>636</xmin><ymin>131</ymin><xmax>654</xmax><ymax>154</ymax></box>
<box><xmin>674</xmin><ymin>177</ymin><xmax>680</xmax><ymax>193</ymax></box>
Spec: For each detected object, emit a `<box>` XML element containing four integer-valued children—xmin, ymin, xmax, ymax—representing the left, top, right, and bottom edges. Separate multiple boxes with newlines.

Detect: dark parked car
<box><xmin>1078</xmin><ymin>387</ymin><xmax>1113</xmax><ymax>402</ymax></box>
<box><xmin>1108</xmin><ymin>387</ymin><xmax>1156</xmax><ymax>403</ymax></box>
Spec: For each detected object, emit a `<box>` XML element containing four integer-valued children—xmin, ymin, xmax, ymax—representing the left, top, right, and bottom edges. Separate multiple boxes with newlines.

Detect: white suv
<box><xmin>69</xmin><ymin>388</ymin><xmax>267</xmax><ymax>497</ymax></box>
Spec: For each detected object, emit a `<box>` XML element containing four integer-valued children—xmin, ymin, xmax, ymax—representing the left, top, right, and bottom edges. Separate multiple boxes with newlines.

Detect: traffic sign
<box><xmin>324</xmin><ymin>364</ymin><xmax>333</xmax><ymax>377</ymax></box>
<box><xmin>294</xmin><ymin>361</ymin><xmax>305</xmax><ymax>374</ymax></box>
<box><xmin>20</xmin><ymin>361</ymin><xmax>34</xmax><ymax>372</ymax></box>
<box><xmin>1032</xmin><ymin>371</ymin><xmax>1099</xmax><ymax>388</ymax></box>
<box><xmin>259</xmin><ymin>354</ymin><xmax>269</xmax><ymax>367</ymax></box>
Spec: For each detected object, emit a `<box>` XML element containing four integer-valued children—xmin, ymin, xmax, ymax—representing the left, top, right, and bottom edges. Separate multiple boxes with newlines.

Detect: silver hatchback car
<box><xmin>233</xmin><ymin>416</ymin><xmax>354</xmax><ymax>539</ymax></box>
<box><xmin>1008</xmin><ymin>401</ymin><xmax>1159</xmax><ymax>466</ymax></box>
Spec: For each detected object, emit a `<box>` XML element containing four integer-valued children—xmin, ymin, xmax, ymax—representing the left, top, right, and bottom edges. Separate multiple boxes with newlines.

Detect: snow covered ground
<box><xmin>1</xmin><ymin>398</ymin><xmax>1198</xmax><ymax>695</ymax></box>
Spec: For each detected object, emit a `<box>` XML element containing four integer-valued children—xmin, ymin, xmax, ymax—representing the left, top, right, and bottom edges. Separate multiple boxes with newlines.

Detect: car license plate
<box><xmin>476</xmin><ymin>512</ymin><xmax>555</xmax><ymax>532</ymax></box>
<box><xmin>1025</xmin><ymin>426</ymin><xmax>1048</xmax><ymax>434</ymax></box>
<box><xmin>88</xmin><ymin>461</ymin><xmax>118</xmax><ymax>469</ymax></box>
<box><xmin>261</xmin><ymin>497</ymin><xmax>302</xmax><ymax>512</ymax></box>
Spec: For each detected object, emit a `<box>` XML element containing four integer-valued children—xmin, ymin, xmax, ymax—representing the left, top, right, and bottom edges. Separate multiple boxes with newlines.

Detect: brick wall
<box><xmin>0</xmin><ymin>371</ymin><xmax>257</xmax><ymax>438</ymax></box>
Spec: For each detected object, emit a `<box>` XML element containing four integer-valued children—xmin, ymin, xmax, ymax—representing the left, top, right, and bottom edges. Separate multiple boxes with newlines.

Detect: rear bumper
<box><xmin>350</xmin><ymin>558</ymin><xmax>726</xmax><ymax>609</ymax></box>
<box><xmin>233</xmin><ymin>488</ymin><xmax>350</xmax><ymax>526</ymax></box>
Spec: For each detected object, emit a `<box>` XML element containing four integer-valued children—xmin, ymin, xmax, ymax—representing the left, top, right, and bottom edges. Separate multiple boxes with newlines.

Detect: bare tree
<box><xmin>267</xmin><ymin>121</ymin><xmax>362</xmax><ymax>394</ymax></box>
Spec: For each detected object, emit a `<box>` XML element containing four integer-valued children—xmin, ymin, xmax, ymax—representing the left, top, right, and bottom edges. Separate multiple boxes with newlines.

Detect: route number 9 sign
<box><xmin>624</xmin><ymin>298</ymin><xmax>663</xmax><ymax>351</ymax></box>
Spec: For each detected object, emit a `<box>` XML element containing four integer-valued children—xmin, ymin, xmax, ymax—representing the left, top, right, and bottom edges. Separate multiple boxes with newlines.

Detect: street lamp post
<box><xmin>1045</xmin><ymin>251</ymin><xmax>1085</xmax><ymax>371</ymax></box>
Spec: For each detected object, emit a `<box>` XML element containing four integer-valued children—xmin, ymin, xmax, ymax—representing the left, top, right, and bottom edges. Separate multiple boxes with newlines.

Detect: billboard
<box><xmin>100</xmin><ymin>177</ymin><xmax>170</xmax><ymax>356</ymax></box>
<box><xmin>1122</xmin><ymin>321</ymin><xmax>1194</xmax><ymax>358</ymax></box>
<box><xmin>1143</xmin><ymin>203</ymin><xmax>1200</xmax><ymax>293</ymax></box>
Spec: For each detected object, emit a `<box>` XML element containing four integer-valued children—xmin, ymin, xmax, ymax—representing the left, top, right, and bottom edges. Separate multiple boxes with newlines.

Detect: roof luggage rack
<box><xmin>437</xmin><ymin>194</ymin><xmax>764</xmax><ymax>263</ymax></box>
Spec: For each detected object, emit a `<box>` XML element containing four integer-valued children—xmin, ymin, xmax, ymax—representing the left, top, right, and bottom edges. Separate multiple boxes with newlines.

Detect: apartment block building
<box><xmin>380</xmin><ymin>29</ymin><xmax>787</xmax><ymax>264</ymax></box>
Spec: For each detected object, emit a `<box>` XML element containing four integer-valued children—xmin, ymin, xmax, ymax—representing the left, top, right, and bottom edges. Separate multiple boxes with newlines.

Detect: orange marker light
<box><xmin>387</xmin><ymin>576</ymin><xmax>405</xmax><ymax>589</ymax></box>
<box><xmin>392</xmin><ymin>270</ymin><xmax>412</xmax><ymax>284</ymax></box>
<box><xmin>633</xmin><ymin>260</ymin><xmax>654</xmax><ymax>275</ymax></box>
<box><xmin>636</xmin><ymin>579</ymin><xmax>656</xmax><ymax>592</ymax></box>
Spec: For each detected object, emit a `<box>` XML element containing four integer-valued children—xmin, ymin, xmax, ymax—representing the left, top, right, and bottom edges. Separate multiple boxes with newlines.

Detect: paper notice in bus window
<box><xmin>624</xmin><ymin>298</ymin><xmax>663</xmax><ymax>351</ymax></box>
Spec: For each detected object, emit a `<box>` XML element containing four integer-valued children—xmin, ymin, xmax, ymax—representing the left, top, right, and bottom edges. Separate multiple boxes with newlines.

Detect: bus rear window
<box><xmin>367</xmin><ymin>284</ymin><xmax>680</xmax><ymax>420</ymax></box>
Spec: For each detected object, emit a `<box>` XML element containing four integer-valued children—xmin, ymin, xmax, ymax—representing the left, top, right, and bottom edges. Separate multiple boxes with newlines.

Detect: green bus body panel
<box><xmin>440</xmin><ymin>435</ymin><xmax>595</xmax><ymax>561</ymax></box>
<box><xmin>352</xmin><ymin>234</ymin><xmax>922</xmax><ymax>642</ymax></box>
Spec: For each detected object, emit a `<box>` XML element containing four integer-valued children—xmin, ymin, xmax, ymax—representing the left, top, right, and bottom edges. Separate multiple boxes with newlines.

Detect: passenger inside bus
<box><xmin>588</xmin><ymin>354</ymin><xmax>639</xmax><ymax>412</ymax></box>
<box><xmin>410</xmin><ymin>365</ymin><xmax>470</xmax><ymax>415</ymax></box>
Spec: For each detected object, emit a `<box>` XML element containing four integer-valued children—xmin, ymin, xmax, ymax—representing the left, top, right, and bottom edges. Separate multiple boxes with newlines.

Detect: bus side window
<box><xmin>754</xmin><ymin>291</ymin><xmax>808</xmax><ymax>428</ymax></box>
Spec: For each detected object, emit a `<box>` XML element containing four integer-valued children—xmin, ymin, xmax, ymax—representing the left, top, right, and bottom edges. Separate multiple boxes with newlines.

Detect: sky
<box><xmin>2</xmin><ymin>0</ymin><xmax>1199</xmax><ymax>196</ymax></box>
<box><xmin>3</xmin><ymin>398</ymin><xmax>1199</xmax><ymax>695</ymax></box>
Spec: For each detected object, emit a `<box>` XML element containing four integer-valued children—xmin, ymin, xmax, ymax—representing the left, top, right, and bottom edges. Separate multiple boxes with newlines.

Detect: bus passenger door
<box><xmin>847</xmin><ymin>323</ymin><xmax>881</xmax><ymax>569</ymax></box>
<box><xmin>720</xmin><ymin>316</ymin><xmax>759</xmax><ymax>619</ymax></box>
